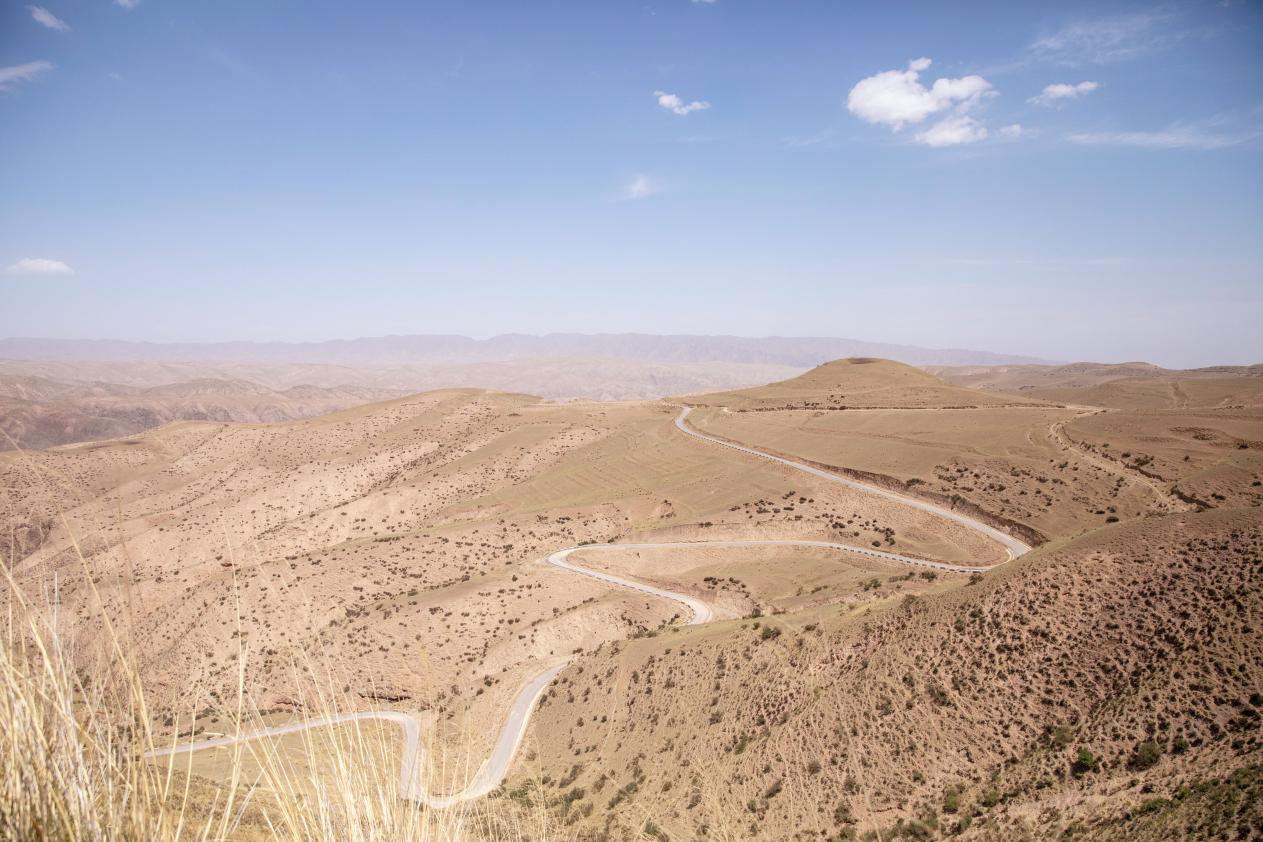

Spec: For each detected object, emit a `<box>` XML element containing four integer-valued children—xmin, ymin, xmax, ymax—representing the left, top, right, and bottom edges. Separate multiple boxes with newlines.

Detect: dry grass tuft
<box><xmin>0</xmin><ymin>558</ymin><xmax>568</xmax><ymax>842</ymax></box>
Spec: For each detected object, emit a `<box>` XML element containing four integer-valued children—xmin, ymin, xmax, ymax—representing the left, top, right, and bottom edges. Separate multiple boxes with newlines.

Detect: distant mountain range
<box><xmin>0</xmin><ymin>334</ymin><xmax>1057</xmax><ymax>448</ymax></box>
<box><xmin>0</xmin><ymin>334</ymin><xmax>1053</xmax><ymax>368</ymax></box>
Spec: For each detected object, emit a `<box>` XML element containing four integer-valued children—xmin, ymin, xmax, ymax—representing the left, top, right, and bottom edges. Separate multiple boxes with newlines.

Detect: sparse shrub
<box><xmin>1072</xmin><ymin>747</ymin><xmax>1100</xmax><ymax>777</ymax></box>
<box><xmin>927</xmin><ymin>682</ymin><xmax>952</xmax><ymax>706</ymax></box>
<box><xmin>1129</xmin><ymin>740</ymin><xmax>1162</xmax><ymax>771</ymax></box>
<box><xmin>1045</xmin><ymin>723</ymin><xmax>1073</xmax><ymax>749</ymax></box>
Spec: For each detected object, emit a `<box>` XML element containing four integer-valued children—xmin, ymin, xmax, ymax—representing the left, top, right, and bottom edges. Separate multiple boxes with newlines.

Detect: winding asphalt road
<box><xmin>148</xmin><ymin>403</ymin><xmax>1030</xmax><ymax>806</ymax></box>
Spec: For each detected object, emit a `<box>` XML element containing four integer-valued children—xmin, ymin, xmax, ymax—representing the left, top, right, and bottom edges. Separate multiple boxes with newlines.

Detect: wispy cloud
<box><xmin>28</xmin><ymin>5</ymin><xmax>68</xmax><ymax>31</ymax></box>
<box><xmin>115</xmin><ymin>0</ymin><xmax>139</xmax><ymax>9</ymax></box>
<box><xmin>4</xmin><ymin>258</ymin><xmax>74</xmax><ymax>276</ymax></box>
<box><xmin>999</xmin><ymin>124</ymin><xmax>1026</xmax><ymax>139</ymax></box>
<box><xmin>1030</xmin><ymin>9</ymin><xmax>1179</xmax><ymax>65</ymax></box>
<box><xmin>654</xmin><ymin>90</ymin><xmax>710</xmax><ymax>116</ymax></box>
<box><xmin>1030</xmin><ymin>81</ymin><xmax>1099</xmax><ymax>106</ymax></box>
<box><xmin>1068</xmin><ymin>123</ymin><xmax>1249</xmax><ymax>150</ymax></box>
<box><xmin>782</xmin><ymin>128</ymin><xmax>837</xmax><ymax>148</ymax></box>
<box><xmin>620</xmin><ymin>174</ymin><xmax>661</xmax><ymax>200</ymax></box>
<box><xmin>0</xmin><ymin>60</ymin><xmax>53</xmax><ymax>92</ymax></box>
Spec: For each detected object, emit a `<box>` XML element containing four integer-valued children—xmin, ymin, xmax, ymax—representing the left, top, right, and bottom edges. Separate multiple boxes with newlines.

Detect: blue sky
<box><xmin>1</xmin><ymin>0</ymin><xmax>1261</xmax><ymax>366</ymax></box>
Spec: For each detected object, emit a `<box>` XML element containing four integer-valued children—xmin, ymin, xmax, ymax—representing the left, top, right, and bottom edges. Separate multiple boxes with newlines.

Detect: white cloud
<box><xmin>846</xmin><ymin>58</ymin><xmax>994</xmax><ymax>131</ymax></box>
<box><xmin>115</xmin><ymin>0</ymin><xmax>139</xmax><ymax>8</ymax></box>
<box><xmin>0</xmin><ymin>59</ymin><xmax>54</xmax><ymax>92</ymax></box>
<box><xmin>691</xmin><ymin>0</ymin><xmax>718</xmax><ymax>4</ymax></box>
<box><xmin>4</xmin><ymin>258</ymin><xmax>74</xmax><ymax>276</ymax></box>
<box><xmin>1030</xmin><ymin>81</ymin><xmax>1099</xmax><ymax>106</ymax></box>
<box><xmin>916</xmin><ymin>115</ymin><xmax>988</xmax><ymax>147</ymax></box>
<box><xmin>621</xmin><ymin>175</ymin><xmax>660</xmax><ymax>200</ymax></box>
<box><xmin>28</xmin><ymin>5</ymin><xmax>68</xmax><ymax>31</ymax></box>
<box><xmin>1068</xmin><ymin>125</ymin><xmax>1244</xmax><ymax>150</ymax></box>
<box><xmin>999</xmin><ymin>124</ymin><xmax>1025</xmax><ymax>139</ymax></box>
<box><xmin>0</xmin><ymin>60</ymin><xmax>53</xmax><ymax>91</ymax></box>
<box><xmin>654</xmin><ymin>90</ymin><xmax>710</xmax><ymax>116</ymax></box>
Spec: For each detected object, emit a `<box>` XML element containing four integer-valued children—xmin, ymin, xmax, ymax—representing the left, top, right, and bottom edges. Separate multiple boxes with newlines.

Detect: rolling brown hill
<box><xmin>0</xmin><ymin>356</ymin><xmax>807</xmax><ymax>406</ymax></box>
<box><xmin>930</xmin><ymin>362</ymin><xmax>1263</xmax><ymax>410</ymax></box>
<box><xmin>0</xmin><ymin>373</ymin><xmax>404</xmax><ymax>450</ymax></box>
<box><xmin>3</xmin><ymin>359</ymin><xmax>1260</xmax><ymax>840</ymax></box>
<box><xmin>528</xmin><ymin>506</ymin><xmax>1263</xmax><ymax>841</ymax></box>
<box><xmin>682</xmin><ymin>358</ymin><xmax>1050</xmax><ymax>411</ymax></box>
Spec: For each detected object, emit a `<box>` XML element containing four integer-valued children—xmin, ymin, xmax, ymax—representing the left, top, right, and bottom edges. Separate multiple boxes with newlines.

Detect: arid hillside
<box><xmin>527</xmin><ymin>506</ymin><xmax>1263</xmax><ymax>841</ymax></box>
<box><xmin>2</xmin><ymin>379</ymin><xmax>1001</xmax><ymax>790</ymax></box>
<box><xmin>0</xmin><ymin>373</ymin><xmax>405</xmax><ymax>450</ymax></box>
<box><xmin>3</xmin><ymin>359</ymin><xmax>1260</xmax><ymax>840</ymax></box>
<box><xmin>682</xmin><ymin>362</ymin><xmax>1263</xmax><ymax>544</ymax></box>
<box><xmin>683</xmin><ymin>358</ymin><xmax>1050</xmax><ymax>411</ymax></box>
<box><xmin>930</xmin><ymin>362</ymin><xmax>1263</xmax><ymax>410</ymax></box>
<box><xmin>0</xmin><ymin>356</ymin><xmax>806</xmax><ymax>407</ymax></box>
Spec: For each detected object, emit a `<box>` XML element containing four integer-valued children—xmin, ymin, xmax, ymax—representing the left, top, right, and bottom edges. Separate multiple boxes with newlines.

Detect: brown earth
<box><xmin>930</xmin><ymin>361</ymin><xmax>1263</xmax><ymax>410</ymax></box>
<box><xmin>3</xmin><ymin>358</ymin><xmax>1260</xmax><ymax>840</ymax></box>
<box><xmin>683</xmin><ymin>358</ymin><xmax>1052</xmax><ymax>411</ymax></box>
<box><xmin>0</xmin><ymin>373</ymin><xmax>407</xmax><ymax>450</ymax></box>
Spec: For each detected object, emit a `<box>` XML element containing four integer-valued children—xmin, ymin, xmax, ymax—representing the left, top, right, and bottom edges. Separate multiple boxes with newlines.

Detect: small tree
<box><xmin>1072</xmin><ymin>747</ymin><xmax>1100</xmax><ymax>777</ymax></box>
<box><xmin>1129</xmin><ymin>740</ymin><xmax>1162</xmax><ymax>771</ymax></box>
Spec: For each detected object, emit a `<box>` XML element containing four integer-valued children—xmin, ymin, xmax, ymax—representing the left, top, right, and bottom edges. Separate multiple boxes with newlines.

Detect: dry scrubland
<box><xmin>0</xmin><ymin>356</ymin><xmax>807</xmax><ymax>437</ymax></box>
<box><xmin>929</xmin><ymin>361</ymin><xmax>1263</xmax><ymax>410</ymax></box>
<box><xmin>684</xmin><ymin>359</ymin><xmax>1048</xmax><ymax>411</ymax></box>
<box><xmin>2</xmin><ymin>359</ymin><xmax>1261</xmax><ymax>840</ymax></box>
<box><xmin>0</xmin><ymin>372</ymin><xmax>406</xmax><ymax>450</ymax></box>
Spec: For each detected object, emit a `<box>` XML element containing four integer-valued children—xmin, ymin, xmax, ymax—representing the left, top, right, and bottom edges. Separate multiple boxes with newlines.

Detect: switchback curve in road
<box><xmin>148</xmin><ymin>403</ymin><xmax>1032</xmax><ymax>807</ymax></box>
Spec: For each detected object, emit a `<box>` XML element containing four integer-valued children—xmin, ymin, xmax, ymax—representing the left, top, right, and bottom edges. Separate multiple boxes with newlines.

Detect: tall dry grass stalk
<box><xmin>0</xmin><ymin>547</ymin><xmax>567</xmax><ymax>842</ymax></box>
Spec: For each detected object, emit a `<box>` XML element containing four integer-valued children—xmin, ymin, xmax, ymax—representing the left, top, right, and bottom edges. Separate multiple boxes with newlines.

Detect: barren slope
<box><xmin>5</xmin><ymin>361</ymin><xmax>1259</xmax><ymax>840</ymax></box>
<box><xmin>0</xmin><ymin>356</ymin><xmax>808</xmax><ymax>405</ymax></box>
<box><xmin>683</xmin><ymin>358</ymin><xmax>1050</xmax><ymax>411</ymax></box>
<box><xmin>0</xmin><ymin>373</ymin><xmax>405</xmax><ymax>450</ymax></box>
<box><xmin>932</xmin><ymin>362</ymin><xmax>1263</xmax><ymax>410</ymax></box>
<box><xmin>1</xmin><ymin>384</ymin><xmax>1002</xmax><ymax>790</ymax></box>
<box><xmin>525</xmin><ymin>507</ymin><xmax>1263</xmax><ymax>840</ymax></box>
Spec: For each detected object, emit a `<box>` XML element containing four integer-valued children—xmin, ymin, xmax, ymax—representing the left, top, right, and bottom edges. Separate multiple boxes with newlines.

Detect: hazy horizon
<box><xmin>1</xmin><ymin>330</ymin><xmax>1260</xmax><ymax>371</ymax></box>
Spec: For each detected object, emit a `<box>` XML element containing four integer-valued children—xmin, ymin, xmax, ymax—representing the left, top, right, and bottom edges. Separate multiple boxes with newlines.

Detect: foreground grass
<box><xmin>0</xmin><ymin>561</ymin><xmax>567</xmax><ymax>842</ymax></box>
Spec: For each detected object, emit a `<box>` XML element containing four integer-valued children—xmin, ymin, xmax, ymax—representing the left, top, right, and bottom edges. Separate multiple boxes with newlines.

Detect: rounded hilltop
<box><xmin>680</xmin><ymin>356</ymin><xmax>1052</xmax><ymax>411</ymax></box>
